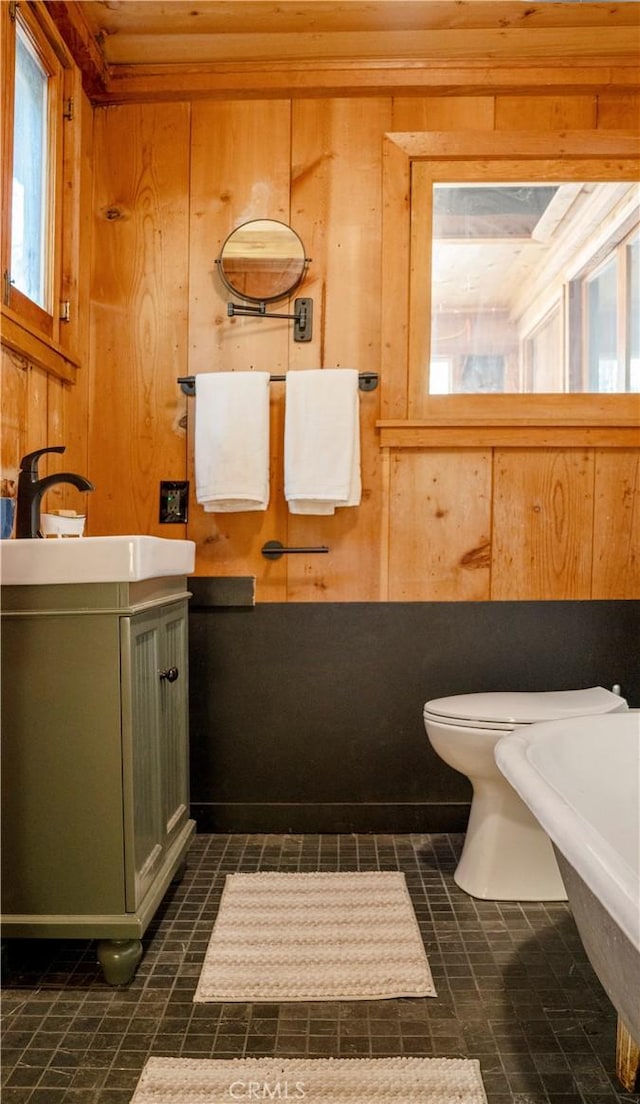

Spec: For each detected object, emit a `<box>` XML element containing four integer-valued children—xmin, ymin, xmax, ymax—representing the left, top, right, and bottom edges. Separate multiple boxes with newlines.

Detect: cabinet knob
<box><xmin>159</xmin><ymin>666</ymin><xmax>179</xmax><ymax>683</ymax></box>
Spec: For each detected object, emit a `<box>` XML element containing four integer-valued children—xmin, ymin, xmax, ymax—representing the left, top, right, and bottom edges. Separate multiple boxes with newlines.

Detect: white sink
<box><xmin>0</xmin><ymin>536</ymin><xmax>195</xmax><ymax>585</ymax></box>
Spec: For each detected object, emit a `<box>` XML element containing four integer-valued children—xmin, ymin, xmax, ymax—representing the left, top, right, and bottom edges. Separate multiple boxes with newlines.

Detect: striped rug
<box><xmin>131</xmin><ymin>1057</ymin><xmax>488</xmax><ymax>1103</ymax></box>
<box><xmin>193</xmin><ymin>871</ymin><xmax>435</xmax><ymax>1003</ymax></box>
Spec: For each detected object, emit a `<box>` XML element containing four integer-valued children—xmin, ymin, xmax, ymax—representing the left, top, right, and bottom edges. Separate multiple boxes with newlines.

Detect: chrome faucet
<box><xmin>16</xmin><ymin>446</ymin><xmax>94</xmax><ymax>539</ymax></box>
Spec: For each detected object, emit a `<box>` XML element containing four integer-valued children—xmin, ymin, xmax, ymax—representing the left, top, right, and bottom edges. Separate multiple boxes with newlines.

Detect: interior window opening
<box><xmin>428</xmin><ymin>181</ymin><xmax>639</xmax><ymax>395</ymax></box>
<box><xmin>11</xmin><ymin>21</ymin><xmax>50</xmax><ymax>310</ymax></box>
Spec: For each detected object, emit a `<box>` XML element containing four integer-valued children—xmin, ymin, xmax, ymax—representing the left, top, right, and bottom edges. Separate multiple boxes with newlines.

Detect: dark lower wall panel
<box><xmin>188</xmin><ymin>599</ymin><xmax>639</xmax><ymax>833</ymax></box>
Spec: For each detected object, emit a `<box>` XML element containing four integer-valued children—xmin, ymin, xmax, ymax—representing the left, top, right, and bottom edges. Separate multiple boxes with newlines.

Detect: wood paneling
<box><xmin>89</xmin><ymin>102</ymin><xmax>190</xmax><ymax>537</ymax></box>
<box><xmin>0</xmin><ymin>349</ymin><xmax>88</xmax><ymax>514</ymax></box>
<box><xmin>102</xmin><ymin>64</ymin><xmax>640</xmax><ymax>106</ymax></box>
<box><xmin>1</xmin><ymin>349</ymin><xmax>28</xmax><ymax>484</ymax></box>
<box><xmin>597</xmin><ymin>94</ymin><xmax>640</xmax><ymax>130</ymax></box>
<box><xmin>287</xmin><ymin>98</ymin><xmax>390</xmax><ymax>601</ymax></box>
<box><xmin>186</xmin><ymin>98</ymin><xmax>388</xmax><ymax>599</ymax></box>
<box><xmin>186</xmin><ymin>100</ymin><xmax>292</xmax><ymax>593</ymax></box>
<box><xmin>26</xmin><ymin>368</ymin><xmax>49</xmax><ymax>459</ymax></box>
<box><xmin>388</xmin><ymin>449</ymin><xmax>491</xmax><ymax>600</ymax></box>
<box><xmin>491</xmin><ymin>449</ymin><xmax>595</xmax><ymax>600</ymax></box>
<box><xmin>4</xmin><ymin>76</ymin><xmax>638</xmax><ymax>602</ymax></box>
<box><xmin>392</xmin><ymin>97</ymin><xmax>494</xmax><ymax>132</ymax></box>
<box><xmin>99</xmin><ymin>26</ymin><xmax>640</xmax><ymax>69</ymax></box>
<box><xmin>78</xmin><ymin>1</ymin><xmax>640</xmax><ymax>44</ymax></box>
<box><xmin>39</xmin><ymin>375</ymin><xmax>68</xmax><ymax>514</ymax></box>
<box><xmin>380</xmin><ymin>133</ymin><xmax>412</xmax><ymax>421</ymax></box>
<box><xmin>592</xmin><ymin>450</ymin><xmax>640</xmax><ymax>599</ymax></box>
<box><xmin>495</xmin><ymin>95</ymin><xmax>596</xmax><ymax>130</ymax></box>
<box><xmin>59</xmin><ymin>1</ymin><xmax>640</xmax><ymax>104</ymax></box>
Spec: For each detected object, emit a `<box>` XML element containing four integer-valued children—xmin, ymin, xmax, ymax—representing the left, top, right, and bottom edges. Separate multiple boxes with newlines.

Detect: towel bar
<box><xmin>177</xmin><ymin>372</ymin><xmax>378</xmax><ymax>396</ymax></box>
<box><xmin>261</xmin><ymin>541</ymin><xmax>329</xmax><ymax>560</ymax></box>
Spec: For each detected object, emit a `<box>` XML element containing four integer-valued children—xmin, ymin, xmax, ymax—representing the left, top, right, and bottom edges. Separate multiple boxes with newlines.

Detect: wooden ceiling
<box><xmin>44</xmin><ymin>1</ymin><xmax>640</xmax><ymax>103</ymax></box>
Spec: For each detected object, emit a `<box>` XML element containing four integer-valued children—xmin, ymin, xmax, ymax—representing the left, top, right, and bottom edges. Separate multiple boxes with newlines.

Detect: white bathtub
<box><xmin>495</xmin><ymin>712</ymin><xmax>640</xmax><ymax>1076</ymax></box>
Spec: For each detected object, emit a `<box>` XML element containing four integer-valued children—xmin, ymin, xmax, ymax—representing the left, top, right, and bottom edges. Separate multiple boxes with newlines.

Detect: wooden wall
<box><xmin>3</xmin><ymin>90</ymin><xmax>638</xmax><ymax>600</ymax></box>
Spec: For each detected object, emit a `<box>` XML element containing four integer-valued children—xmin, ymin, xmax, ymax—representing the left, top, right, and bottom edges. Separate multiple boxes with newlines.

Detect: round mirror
<box><xmin>217</xmin><ymin>219</ymin><xmax>308</xmax><ymax>303</ymax></box>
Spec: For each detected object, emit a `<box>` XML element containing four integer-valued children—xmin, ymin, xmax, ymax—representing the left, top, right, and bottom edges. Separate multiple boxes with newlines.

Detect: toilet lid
<box><xmin>423</xmin><ymin>686</ymin><xmax>626</xmax><ymax>728</ymax></box>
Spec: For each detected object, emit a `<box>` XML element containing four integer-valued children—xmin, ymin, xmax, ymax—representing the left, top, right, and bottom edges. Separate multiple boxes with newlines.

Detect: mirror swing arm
<box><xmin>224</xmin><ymin>295</ymin><xmax>313</xmax><ymax>343</ymax></box>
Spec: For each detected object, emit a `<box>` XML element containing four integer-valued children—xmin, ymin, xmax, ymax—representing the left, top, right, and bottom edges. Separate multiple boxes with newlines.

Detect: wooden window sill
<box><xmin>377</xmin><ymin>394</ymin><xmax>640</xmax><ymax>447</ymax></box>
<box><xmin>377</xmin><ymin>390</ymin><xmax>635</xmax><ymax>446</ymax></box>
<box><xmin>377</xmin><ymin>423</ymin><xmax>639</xmax><ymax>447</ymax></box>
<box><xmin>1</xmin><ymin>306</ymin><xmax>80</xmax><ymax>383</ymax></box>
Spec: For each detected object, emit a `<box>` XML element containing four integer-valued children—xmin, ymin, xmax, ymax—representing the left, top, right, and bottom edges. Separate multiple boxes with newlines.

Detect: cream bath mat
<box><xmin>194</xmin><ymin>871</ymin><xmax>435</xmax><ymax>1002</ymax></box>
<box><xmin>131</xmin><ymin>1057</ymin><xmax>488</xmax><ymax>1103</ymax></box>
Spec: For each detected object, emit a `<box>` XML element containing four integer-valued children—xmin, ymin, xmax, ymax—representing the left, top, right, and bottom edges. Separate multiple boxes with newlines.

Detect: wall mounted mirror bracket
<box><xmin>227</xmin><ymin>297</ymin><xmax>313</xmax><ymax>342</ymax></box>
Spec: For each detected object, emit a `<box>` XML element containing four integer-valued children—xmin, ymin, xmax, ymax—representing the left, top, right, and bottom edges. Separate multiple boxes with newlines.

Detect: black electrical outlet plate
<box><xmin>160</xmin><ymin>481</ymin><xmax>189</xmax><ymax>524</ymax></box>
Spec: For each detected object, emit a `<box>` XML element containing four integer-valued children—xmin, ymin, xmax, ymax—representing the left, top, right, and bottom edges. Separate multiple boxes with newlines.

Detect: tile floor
<box><xmin>1</xmin><ymin>833</ymin><xmax>638</xmax><ymax>1104</ymax></box>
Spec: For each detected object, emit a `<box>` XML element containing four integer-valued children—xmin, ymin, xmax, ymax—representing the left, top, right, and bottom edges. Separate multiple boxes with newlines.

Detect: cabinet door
<box><xmin>159</xmin><ymin>601</ymin><xmax>190</xmax><ymax>851</ymax></box>
<box><xmin>122</xmin><ymin>610</ymin><xmax>165</xmax><ymax>909</ymax></box>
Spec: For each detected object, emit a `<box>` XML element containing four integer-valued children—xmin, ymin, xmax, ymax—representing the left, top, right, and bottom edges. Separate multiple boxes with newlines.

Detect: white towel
<box><xmin>284</xmin><ymin>369</ymin><xmax>361</xmax><ymax>515</ymax></box>
<box><xmin>195</xmin><ymin>372</ymin><xmax>270</xmax><ymax>512</ymax></box>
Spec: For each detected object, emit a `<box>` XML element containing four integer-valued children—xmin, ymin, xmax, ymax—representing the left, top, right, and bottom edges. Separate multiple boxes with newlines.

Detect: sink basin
<box><xmin>0</xmin><ymin>536</ymin><xmax>195</xmax><ymax>585</ymax></box>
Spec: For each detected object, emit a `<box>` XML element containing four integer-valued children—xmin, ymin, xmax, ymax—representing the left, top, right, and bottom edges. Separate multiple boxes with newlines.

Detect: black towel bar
<box><xmin>177</xmin><ymin>372</ymin><xmax>378</xmax><ymax>396</ymax></box>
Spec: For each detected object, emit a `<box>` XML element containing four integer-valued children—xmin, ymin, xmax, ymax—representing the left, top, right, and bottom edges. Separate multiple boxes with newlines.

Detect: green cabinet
<box><xmin>1</xmin><ymin>577</ymin><xmax>195</xmax><ymax>984</ymax></box>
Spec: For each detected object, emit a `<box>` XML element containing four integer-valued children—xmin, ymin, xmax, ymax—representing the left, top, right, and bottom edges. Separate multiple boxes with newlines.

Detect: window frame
<box><xmin>379</xmin><ymin>131</ymin><xmax>640</xmax><ymax>446</ymax></box>
<box><xmin>0</xmin><ymin>0</ymin><xmax>80</xmax><ymax>382</ymax></box>
<box><xmin>580</xmin><ymin>225</ymin><xmax>639</xmax><ymax>394</ymax></box>
<box><xmin>523</xmin><ymin>301</ymin><xmax>564</xmax><ymax>393</ymax></box>
<box><xmin>3</xmin><ymin>2</ymin><xmax>63</xmax><ymax>335</ymax></box>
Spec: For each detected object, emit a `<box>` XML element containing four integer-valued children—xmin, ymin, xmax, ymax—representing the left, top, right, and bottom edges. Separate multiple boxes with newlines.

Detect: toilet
<box><xmin>423</xmin><ymin>687</ymin><xmax>628</xmax><ymax>901</ymax></box>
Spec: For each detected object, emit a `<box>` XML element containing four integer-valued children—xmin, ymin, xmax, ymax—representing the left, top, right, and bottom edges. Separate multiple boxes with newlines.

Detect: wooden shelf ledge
<box><xmin>378</xmin><ymin>394</ymin><xmax>640</xmax><ymax>447</ymax></box>
<box><xmin>377</xmin><ymin>421</ymin><xmax>640</xmax><ymax>448</ymax></box>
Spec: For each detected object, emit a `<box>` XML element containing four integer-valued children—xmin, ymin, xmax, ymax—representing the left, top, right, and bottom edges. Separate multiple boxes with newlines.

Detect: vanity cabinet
<box><xmin>0</xmin><ymin>577</ymin><xmax>195</xmax><ymax>984</ymax></box>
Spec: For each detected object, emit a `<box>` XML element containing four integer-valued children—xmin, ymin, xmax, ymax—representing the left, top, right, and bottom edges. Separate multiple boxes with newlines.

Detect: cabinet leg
<box><xmin>616</xmin><ymin>1016</ymin><xmax>640</xmax><ymax>1092</ymax></box>
<box><xmin>96</xmin><ymin>939</ymin><xmax>143</xmax><ymax>986</ymax></box>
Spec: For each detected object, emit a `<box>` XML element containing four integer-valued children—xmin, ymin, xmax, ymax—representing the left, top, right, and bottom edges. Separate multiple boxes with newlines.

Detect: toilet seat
<box><xmin>423</xmin><ymin>686</ymin><xmax>626</xmax><ymax>730</ymax></box>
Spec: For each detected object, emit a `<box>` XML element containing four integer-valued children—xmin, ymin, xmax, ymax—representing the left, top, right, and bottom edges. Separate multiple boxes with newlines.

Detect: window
<box><xmin>586</xmin><ymin>255</ymin><xmax>619</xmax><ymax>391</ymax></box>
<box><xmin>1</xmin><ymin>2</ymin><xmax>63</xmax><ymax>338</ymax></box>
<box><xmin>629</xmin><ymin>233</ymin><xmax>640</xmax><ymax>391</ymax></box>
<box><xmin>583</xmin><ymin>228</ymin><xmax>639</xmax><ymax>393</ymax></box>
<box><xmin>524</xmin><ymin>305</ymin><xmax>563</xmax><ymax>392</ymax></box>
<box><xmin>12</xmin><ymin>21</ymin><xmax>50</xmax><ymax>308</ymax></box>
<box><xmin>380</xmin><ymin>131</ymin><xmax>639</xmax><ymax>433</ymax></box>
<box><xmin>428</xmin><ymin>180</ymin><xmax>639</xmax><ymax>395</ymax></box>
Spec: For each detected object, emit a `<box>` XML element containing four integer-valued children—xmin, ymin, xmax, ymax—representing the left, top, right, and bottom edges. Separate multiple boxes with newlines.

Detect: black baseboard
<box><xmin>191</xmin><ymin>802</ymin><xmax>471</xmax><ymax>834</ymax></box>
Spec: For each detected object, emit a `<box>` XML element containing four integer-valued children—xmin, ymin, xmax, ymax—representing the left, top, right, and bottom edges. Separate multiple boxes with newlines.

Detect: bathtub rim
<box><xmin>495</xmin><ymin>713</ymin><xmax>639</xmax><ymax>951</ymax></box>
